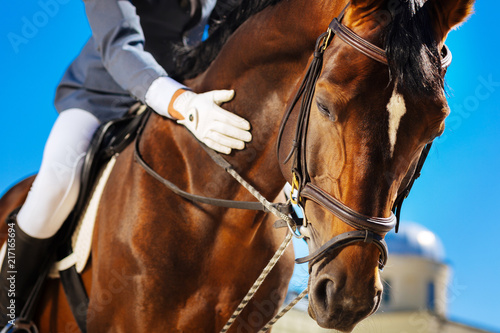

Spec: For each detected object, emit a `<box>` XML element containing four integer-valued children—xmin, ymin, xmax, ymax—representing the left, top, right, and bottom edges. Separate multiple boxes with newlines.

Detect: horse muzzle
<box><xmin>307</xmin><ymin>259</ymin><xmax>383</xmax><ymax>332</ymax></box>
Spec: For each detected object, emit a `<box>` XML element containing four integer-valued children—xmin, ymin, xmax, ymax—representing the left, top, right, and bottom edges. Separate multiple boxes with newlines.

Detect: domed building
<box><xmin>378</xmin><ymin>222</ymin><xmax>448</xmax><ymax>316</ymax></box>
<box><xmin>273</xmin><ymin>222</ymin><xmax>493</xmax><ymax>333</ymax></box>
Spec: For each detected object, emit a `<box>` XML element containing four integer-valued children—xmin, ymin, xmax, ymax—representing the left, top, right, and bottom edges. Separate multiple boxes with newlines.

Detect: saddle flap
<box><xmin>56</xmin><ymin>106</ymin><xmax>148</xmax><ymax>261</ymax></box>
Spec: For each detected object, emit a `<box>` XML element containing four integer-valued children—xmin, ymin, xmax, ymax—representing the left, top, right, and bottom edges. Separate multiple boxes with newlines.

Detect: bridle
<box><xmin>132</xmin><ymin>4</ymin><xmax>453</xmax><ymax>331</ymax></box>
<box><xmin>277</xmin><ymin>5</ymin><xmax>452</xmax><ymax>269</ymax></box>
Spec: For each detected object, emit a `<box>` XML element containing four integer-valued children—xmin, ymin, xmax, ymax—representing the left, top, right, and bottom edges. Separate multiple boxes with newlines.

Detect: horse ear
<box><xmin>427</xmin><ymin>0</ymin><xmax>475</xmax><ymax>41</ymax></box>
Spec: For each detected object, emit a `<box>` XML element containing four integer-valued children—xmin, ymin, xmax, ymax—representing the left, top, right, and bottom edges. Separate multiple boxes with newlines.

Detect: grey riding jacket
<box><xmin>55</xmin><ymin>0</ymin><xmax>216</xmax><ymax>122</ymax></box>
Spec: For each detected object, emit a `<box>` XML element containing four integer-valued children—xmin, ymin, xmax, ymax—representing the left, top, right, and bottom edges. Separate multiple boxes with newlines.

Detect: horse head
<box><xmin>279</xmin><ymin>0</ymin><xmax>474</xmax><ymax>330</ymax></box>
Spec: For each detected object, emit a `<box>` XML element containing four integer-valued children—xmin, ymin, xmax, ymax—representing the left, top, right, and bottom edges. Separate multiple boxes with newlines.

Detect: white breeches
<box><xmin>17</xmin><ymin>109</ymin><xmax>100</xmax><ymax>239</ymax></box>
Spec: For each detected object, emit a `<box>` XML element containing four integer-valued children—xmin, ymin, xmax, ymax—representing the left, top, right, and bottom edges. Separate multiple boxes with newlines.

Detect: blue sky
<box><xmin>1</xmin><ymin>1</ymin><xmax>499</xmax><ymax>331</ymax></box>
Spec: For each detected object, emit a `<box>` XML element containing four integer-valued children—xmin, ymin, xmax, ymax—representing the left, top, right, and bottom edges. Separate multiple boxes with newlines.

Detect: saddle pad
<box><xmin>47</xmin><ymin>156</ymin><xmax>117</xmax><ymax>278</ymax></box>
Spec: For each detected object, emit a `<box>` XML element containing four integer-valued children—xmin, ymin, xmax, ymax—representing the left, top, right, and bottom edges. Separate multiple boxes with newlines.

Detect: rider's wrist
<box><xmin>145</xmin><ymin>76</ymin><xmax>186</xmax><ymax>118</ymax></box>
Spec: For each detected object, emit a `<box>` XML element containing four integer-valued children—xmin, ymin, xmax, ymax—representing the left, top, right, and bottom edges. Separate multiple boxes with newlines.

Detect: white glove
<box><xmin>171</xmin><ymin>89</ymin><xmax>252</xmax><ymax>154</ymax></box>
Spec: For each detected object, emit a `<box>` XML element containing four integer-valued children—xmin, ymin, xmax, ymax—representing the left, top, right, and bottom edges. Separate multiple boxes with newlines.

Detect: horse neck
<box><xmin>184</xmin><ymin>1</ymin><xmax>349</xmax><ymax>195</ymax></box>
<box><xmin>140</xmin><ymin>1</ymin><xmax>349</xmax><ymax>207</ymax></box>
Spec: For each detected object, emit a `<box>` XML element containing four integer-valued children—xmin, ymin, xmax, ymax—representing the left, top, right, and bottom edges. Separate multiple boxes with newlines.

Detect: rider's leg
<box><xmin>1</xmin><ymin>109</ymin><xmax>100</xmax><ymax>326</ymax></box>
<box><xmin>17</xmin><ymin>109</ymin><xmax>100</xmax><ymax>238</ymax></box>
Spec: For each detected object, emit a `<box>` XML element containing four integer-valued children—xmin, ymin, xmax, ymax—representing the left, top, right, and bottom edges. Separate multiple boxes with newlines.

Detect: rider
<box><xmin>0</xmin><ymin>0</ymin><xmax>251</xmax><ymax>327</ymax></box>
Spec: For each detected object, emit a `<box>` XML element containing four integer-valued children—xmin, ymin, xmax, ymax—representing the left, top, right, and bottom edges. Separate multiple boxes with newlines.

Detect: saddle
<box><xmin>48</xmin><ymin>104</ymin><xmax>147</xmax><ymax>333</ymax></box>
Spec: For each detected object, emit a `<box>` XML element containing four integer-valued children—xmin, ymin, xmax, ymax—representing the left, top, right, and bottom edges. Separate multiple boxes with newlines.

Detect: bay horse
<box><xmin>0</xmin><ymin>0</ymin><xmax>474</xmax><ymax>332</ymax></box>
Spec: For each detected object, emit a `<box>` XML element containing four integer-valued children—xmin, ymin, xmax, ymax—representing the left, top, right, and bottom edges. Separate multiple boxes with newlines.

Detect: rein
<box><xmin>134</xmin><ymin>110</ymin><xmax>301</xmax><ymax>332</ymax></box>
<box><xmin>134</xmin><ymin>110</ymin><xmax>293</xmax><ymax>218</ymax></box>
<box><xmin>133</xmin><ymin>3</ymin><xmax>451</xmax><ymax>331</ymax></box>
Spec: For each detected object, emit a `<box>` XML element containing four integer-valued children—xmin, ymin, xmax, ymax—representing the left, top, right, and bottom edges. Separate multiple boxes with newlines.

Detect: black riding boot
<box><xmin>0</xmin><ymin>213</ymin><xmax>55</xmax><ymax>330</ymax></box>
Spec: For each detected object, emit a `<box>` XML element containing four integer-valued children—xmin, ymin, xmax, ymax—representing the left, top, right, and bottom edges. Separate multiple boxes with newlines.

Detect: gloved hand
<box><xmin>169</xmin><ymin>89</ymin><xmax>252</xmax><ymax>154</ymax></box>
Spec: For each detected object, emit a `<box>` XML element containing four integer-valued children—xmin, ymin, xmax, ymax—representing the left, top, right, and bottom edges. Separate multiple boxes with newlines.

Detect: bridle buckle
<box><xmin>321</xmin><ymin>28</ymin><xmax>333</xmax><ymax>52</ymax></box>
<box><xmin>289</xmin><ymin>172</ymin><xmax>300</xmax><ymax>205</ymax></box>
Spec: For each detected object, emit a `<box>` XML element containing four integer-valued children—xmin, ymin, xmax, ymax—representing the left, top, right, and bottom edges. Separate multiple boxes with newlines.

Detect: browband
<box><xmin>329</xmin><ymin>18</ymin><xmax>452</xmax><ymax>68</ymax></box>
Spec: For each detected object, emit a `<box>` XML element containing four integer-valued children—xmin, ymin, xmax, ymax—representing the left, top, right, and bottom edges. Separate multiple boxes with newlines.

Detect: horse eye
<box><xmin>317</xmin><ymin>101</ymin><xmax>330</xmax><ymax>116</ymax></box>
<box><xmin>316</xmin><ymin>101</ymin><xmax>337</xmax><ymax>122</ymax></box>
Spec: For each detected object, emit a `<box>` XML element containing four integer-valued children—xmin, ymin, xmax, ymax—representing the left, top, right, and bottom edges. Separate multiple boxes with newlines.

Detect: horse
<box><xmin>0</xmin><ymin>0</ymin><xmax>474</xmax><ymax>331</ymax></box>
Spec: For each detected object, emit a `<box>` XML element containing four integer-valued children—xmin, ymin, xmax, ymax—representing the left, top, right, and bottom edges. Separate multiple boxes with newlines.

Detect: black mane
<box><xmin>173</xmin><ymin>0</ymin><xmax>444</xmax><ymax>93</ymax></box>
<box><xmin>172</xmin><ymin>0</ymin><xmax>282</xmax><ymax>81</ymax></box>
<box><xmin>384</xmin><ymin>0</ymin><xmax>444</xmax><ymax>94</ymax></box>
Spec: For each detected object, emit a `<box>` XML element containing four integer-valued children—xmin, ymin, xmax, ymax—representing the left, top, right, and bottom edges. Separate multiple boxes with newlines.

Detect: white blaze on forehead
<box><xmin>387</xmin><ymin>88</ymin><xmax>407</xmax><ymax>157</ymax></box>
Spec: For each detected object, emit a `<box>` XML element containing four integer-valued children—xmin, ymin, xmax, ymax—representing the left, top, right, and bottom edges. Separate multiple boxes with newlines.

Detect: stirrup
<box><xmin>0</xmin><ymin>318</ymin><xmax>38</xmax><ymax>333</ymax></box>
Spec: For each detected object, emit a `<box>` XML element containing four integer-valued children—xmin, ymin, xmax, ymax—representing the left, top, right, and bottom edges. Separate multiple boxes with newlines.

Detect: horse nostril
<box><xmin>313</xmin><ymin>278</ymin><xmax>336</xmax><ymax>311</ymax></box>
<box><xmin>375</xmin><ymin>289</ymin><xmax>382</xmax><ymax>305</ymax></box>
